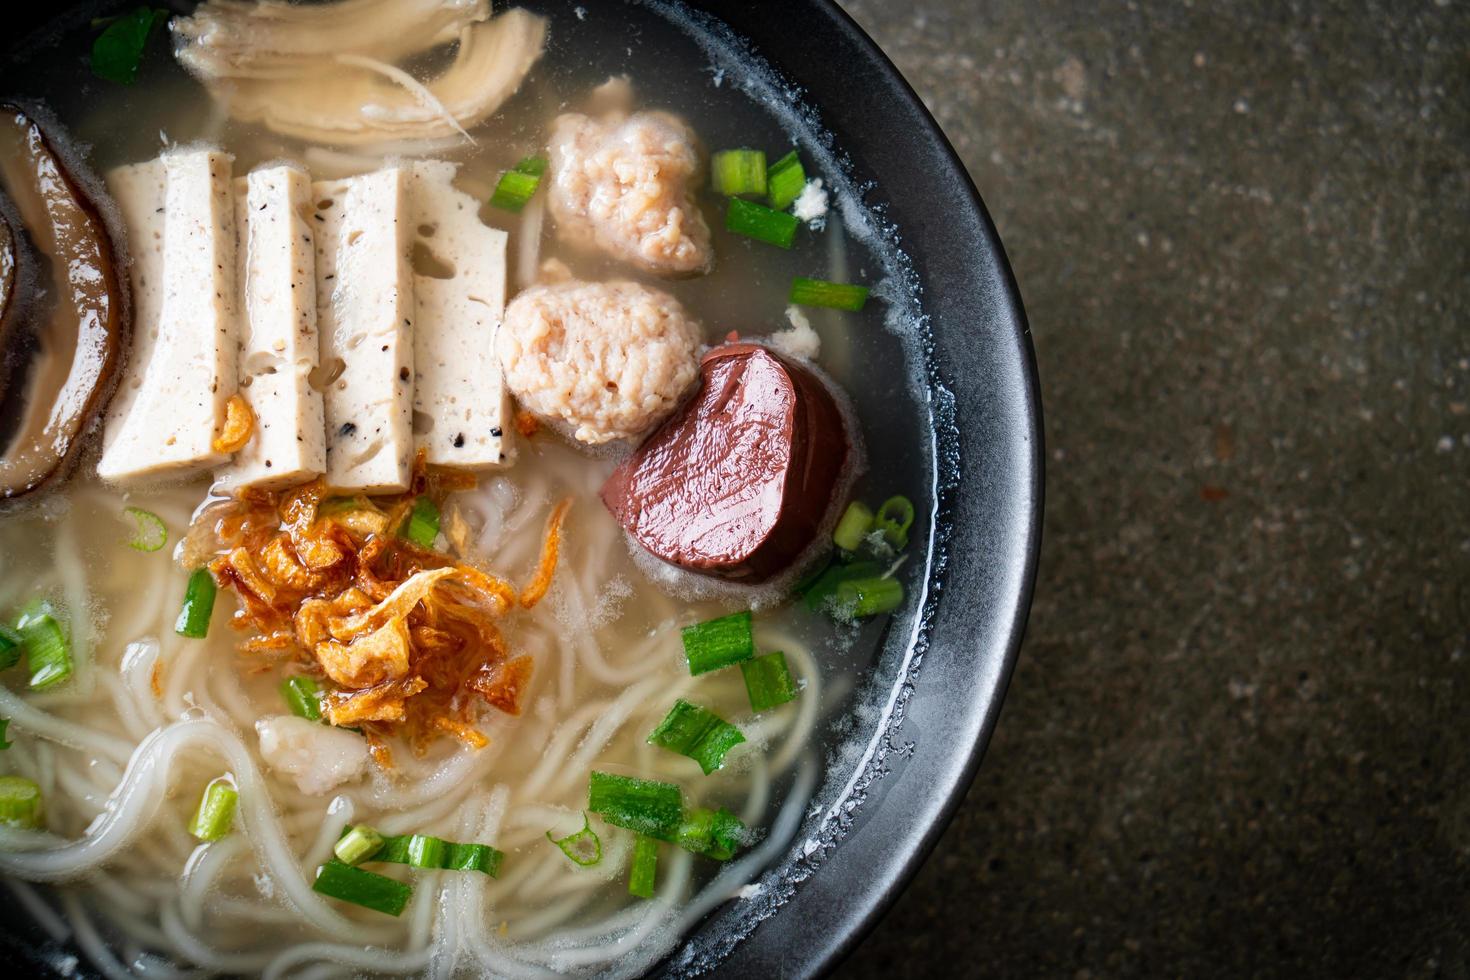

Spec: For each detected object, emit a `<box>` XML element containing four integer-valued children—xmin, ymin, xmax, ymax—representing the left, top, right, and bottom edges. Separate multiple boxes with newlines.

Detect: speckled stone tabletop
<box><xmin>832</xmin><ymin>1</ymin><xmax>1470</xmax><ymax>976</ymax></box>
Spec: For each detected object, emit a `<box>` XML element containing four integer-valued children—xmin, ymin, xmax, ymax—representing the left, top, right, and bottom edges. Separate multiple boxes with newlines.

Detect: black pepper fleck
<box><xmin>490</xmin><ymin>426</ymin><xmax>502</xmax><ymax>438</ymax></box>
<box><xmin>338</xmin><ymin>422</ymin><xmax>357</xmax><ymax>437</ymax></box>
<box><xmin>453</xmin><ymin>433</ymin><xmax>465</xmax><ymax>448</ymax></box>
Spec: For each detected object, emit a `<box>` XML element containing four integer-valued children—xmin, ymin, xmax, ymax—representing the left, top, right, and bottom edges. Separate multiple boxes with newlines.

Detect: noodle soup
<box><xmin>0</xmin><ymin>2</ymin><xmax>933</xmax><ymax>976</ymax></box>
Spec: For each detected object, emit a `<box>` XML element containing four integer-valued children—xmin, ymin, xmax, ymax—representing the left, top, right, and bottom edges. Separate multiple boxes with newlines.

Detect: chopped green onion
<box><xmin>587</xmin><ymin>772</ymin><xmax>683</xmax><ymax>842</ymax></box>
<box><xmin>281</xmin><ymin>676</ymin><xmax>324</xmax><ymax>722</ymax></box>
<box><xmin>318</xmin><ymin>494</ymin><xmax>372</xmax><ymax>517</ymax></box>
<box><xmin>681</xmin><ymin>611</ymin><xmax>754</xmax><ymax>675</ymax></box>
<box><xmin>726</xmin><ymin>198</ymin><xmax>799</xmax><ymax>249</ymax></box>
<box><xmin>334</xmin><ymin>825</ymin><xmax>385</xmax><ymax>866</ymax></box>
<box><xmin>445</xmin><ymin>842</ymin><xmax>502</xmax><ymax>876</ymax></box>
<box><xmin>790</xmin><ymin>277</ymin><xmax>871</xmax><ymax>312</ymax></box>
<box><xmin>121</xmin><ymin>506</ymin><xmax>167</xmax><ymax>552</ymax></box>
<box><xmin>91</xmin><ymin>6</ymin><xmax>168</xmax><ymax>85</ymax></box>
<box><xmin>767</xmin><ymin>150</ymin><xmax>806</xmax><ymax>211</ymax></box>
<box><xmin>490</xmin><ymin>156</ymin><xmax>548</xmax><ymax>212</ymax></box>
<box><xmin>0</xmin><ymin>719</ymin><xmax>10</xmax><ymax>750</ymax></box>
<box><xmin>400</xmin><ymin>496</ymin><xmax>440</xmax><ymax>548</ymax></box>
<box><xmin>832</xmin><ymin>501</ymin><xmax>874</xmax><ymax>552</ymax></box>
<box><xmin>547</xmin><ymin>811</ymin><xmax>602</xmax><ymax>866</ymax></box>
<box><xmin>874</xmin><ymin>495</ymin><xmax>916</xmax><ymax>549</ymax></box>
<box><xmin>312</xmin><ymin>860</ymin><xmax>412</xmax><ymax>916</ymax></box>
<box><xmin>175</xmin><ymin>568</ymin><xmax>217</xmax><ymax>639</ymax></box>
<box><xmin>0</xmin><ymin>775</ymin><xmax>41</xmax><ymax>828</ymax></box>
<box><xmin>646</xmin><ymin>700</ymin><xmax>745</xmax><ymax>775</ymax></box>
<box><xmin>188</xmin><ymin>776</ymin><xmax>238</xmax><ymax>842</ymax></box>
<box><xmin>802</xmin><ymin>560</ymin><xmax>881</xmax><ymax>613</ymax></box>
<box><xmin>0</xmin><ymin>624</ymin><xmax>22</xmax><ymax>671</ymax></box>
<box><xmin>711</xmin><ymin>148</ymin><xmax>767</xmax><ymax>197</ymax></box>
<box><xmin>17</xmin><ymin>603</ymin><xmax>72</xmax><ymax>691</ymax></box>
<box><xmin>676</xmin><ymin>807</ymin><xmax>744</xmax><ymax>861</ymax></box>
<box><xmin>628</xmin><ymin>835</ymin><xmax>658</xmax><ymax>899</ymax></box>
<box><xmin>740</xmin><ymin>652</ymin><xmax>799</xmax><ymax>712</ymax></box>
<box><xmin>405</xmin><ymin>834</ymin><xmax>447</xmax><ymax>870</ymax></box>
<box><xmin>834</xmin><ymin>576</ymin><xmax>905</xmax><ymax>618</ymax></box>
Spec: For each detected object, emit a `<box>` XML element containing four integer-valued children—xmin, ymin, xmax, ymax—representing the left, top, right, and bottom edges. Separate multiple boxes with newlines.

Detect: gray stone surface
<box><xmin>834</xmin><ymin>1</ymin><xmax>1470</xmax><ymax>976</ymax></box>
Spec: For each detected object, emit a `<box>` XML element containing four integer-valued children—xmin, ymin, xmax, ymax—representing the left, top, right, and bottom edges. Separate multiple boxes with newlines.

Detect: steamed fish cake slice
<box><xmin>99</xmin><ymin>149</ymin><xmax>238</xmax><ymax>485</ymax></box>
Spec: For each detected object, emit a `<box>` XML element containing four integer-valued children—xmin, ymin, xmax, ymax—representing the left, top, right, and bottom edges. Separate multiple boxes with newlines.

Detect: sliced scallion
<box><xmin>401</xmin><ymin>496</ymin><xmax>440</xmax><ymax>549</ymax></box>
<box><xmin>834</xmin><ymin>576</ymin><xmax>905</xmax><ymax>618</ymax></box>
<box><xmin>832</xmin><ymin>501</ymin><xmax>874</xmax><ymax>552</ymax></box>
<box><xmin>0</xmin><ymin>623</ymin><xmax>22</xmax><ymax>671</ymax></box>
<box><xmin>681</xmin><ymin>611</ymin><xmax>754</xmax><ymax>676</ymax></box>
<box><xmin>445</xmin><ymin>842</ymin><xmax>502</xmax><ymax>876</ymax></box>
<box><xmin>281</xmin><ymin>676</ymin><xmax>324</xmax><ymax>722</ymax></box>
<box><xmin>312</xmin><ymin>860</ymin><xmax>411</xmax><ymax>916</ymax></box>
<box><xmin>188</xmin><ymin>776</ymin><xmax>238</xmax><ymax>842</ymax></box>
<box><xmin>175</xmin><ymin>568</ymin><xmax>217</xmax><ymax>639</ymax></box>
<box><xmin>547</xmin><ymin>812</ymin><xmax>602</xmax><ymax>867</ymax></box>
<box><xmin>122</xmin><ymin>506</ymin><xmax>167</xmax><ymax>552</ymax></box>
<box><xmin>874</xmin><ymin>495</ymin><xmax>916</xmax><ymax>549</ymax></box>
<box><xmin>0</xmin><ymin>775</ymin><xmax>41</xmax><ymax>828</ymax></box>
<box><xmin>646</xmin><ymin>700</ymin><xmax>745</xmax><ymax>775</ymax></box>
<box><xmin>711</xmin><ymin>148</ymin><xmax>767</xmax><ymax>197</ymax></box>
<box><xmin>405</xmin><ymin>834</ymin><xmax>447</xmax><ymax>870</ymax></box>
<box><xmin>490</xmin><ymin>156</ymin><xmax>548</xmax><ymax>213</ymax></box>
<box><xmin>726</xmin><ymin>197</ymin><xmax>799</xmax><ymax>249</ymax></box>
<box><xmin>587</xmin><ymin>772</ymin><xmax>683</xmax><ymax>842</ymax></box>
<box><xmin>334</xmin><ymin>825</ymin><xmax>385</xmax><ymax>866</ymax></box>
<box><xmin>767</xmin><ymin>150</ymin><xmax>806</xmax><ymax>211</ymax></box>
<box><xmin>790</xmin><ymin>276</ymin><xmax>871</xmax><ymax>312</ymax></box>
<box><xmin>0</xmin><ymin>719</ymin><xmax>10</xmax><ymax>750</ymax></box>
<box><xmin>740</xmin><ymin>652</ymin><xmax>799</xmax><ymax>713</ymax></box>
<box><xmin>801</xmin><ymin>561</ymin><xmax>881</xmax><ymax>614</ymax></box>
<box><xmin>91</xmin><ymin>6</ymin><xmax>168</xmax><ymax>86</ymax></box>
<box><xmin>628</xmin><ymin>835</ymin><xmax>658</xmax><ymax>899</ymax></box>
<box><xmin>17</xmin><ymin>602</ymin><xmax>72</xmax><ymax>691</ymax></box>
<box><xmin>365</xmin><ymin>832</ymin><xmax>503</xmax><ymax>877</ymax></box>
<box><xmin>676</xmin><ymin>807</ymin><xmax>744</xmax><ymax>861</ymax></box>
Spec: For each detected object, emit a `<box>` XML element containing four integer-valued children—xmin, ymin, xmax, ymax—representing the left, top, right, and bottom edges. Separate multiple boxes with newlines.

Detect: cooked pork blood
<box><xmin>601</xmin><ymin>343</ymin><xmax>849</xmax><ymax>582</ymax></box>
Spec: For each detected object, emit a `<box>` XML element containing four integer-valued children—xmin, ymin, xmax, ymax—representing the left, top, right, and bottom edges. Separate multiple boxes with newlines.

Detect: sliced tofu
<box><xmin>98</xmin><ymin>150</ymin><xmax>238</xmax><ymax>484</ymax></box>
<box><xmin>215</xmin><ymin>165</ymin><xmax>326</xmax><ymax>491</ymax></box>
<box><xmin>312</xmin><ymin>168</ymin><xmax>413</xmax><ymax>493</ymax></box>
<box><xmin>407</xmin><ymin>160</ymin><xmax>513</xmax><ymax>470</ymax></box>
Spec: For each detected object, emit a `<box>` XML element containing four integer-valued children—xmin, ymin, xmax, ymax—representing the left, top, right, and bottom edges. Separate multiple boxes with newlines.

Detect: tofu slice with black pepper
<box><xmin>408</xmin><ymin>160</ymin><xmax>513</xmax><ymax>470</ymax></box>
<box><xmin>215</xmin><ymin>165</ymin><xmax>325</xmax><ymax>491</ymax></box>
<box><xmin>98</xmin><ymin>150</ymin><xmax>238</xmax><ymax>484</ymax></box>
<box><xmin>312</xmin><ymin>168</ymin><xmax>413</xmax><ymax>493</ymax></box>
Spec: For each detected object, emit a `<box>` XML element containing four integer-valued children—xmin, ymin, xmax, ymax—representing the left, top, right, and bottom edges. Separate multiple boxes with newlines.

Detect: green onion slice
<box><xmin>801</xmin><ymin>561</ymin><xmax>881</xmax><ymax>613</ymax></box>
<box><xmin>444</xmin><ymin>842</ymin><xmax>502</xmax><ymax>876</ymax></box>
<box><xmin>281</xmin><ymin>676</ymin><xmax>324</xmax><ymax>722</ymax></box>
<box><xmin>359</xmin><ymin>831</ymin><xmax>503</xmax><ymax>877</ymax></box>
<box><xmin>834</xmin><ymin>576</ymin><xmax>905</xmax><ymax>619</ymax></box>
<box><xmin>0</xmin><ymin>623</ymin><xmax>23</xmax><ymax>672</ymax></box>
<box><xmin>681</xmin><ymin>611</ymin><xmax>754</xmax><ymax>676</ymax></box>
<box><xmin>188</xmin><ymin>776</ymin><xmax>238</xmax><ymax>842</ymax></box>
<box><xmin>832</xmin><ymin>501</ymin><xmax>874</xmax><ymax>552</ymax></box>
<box><xmin>711</xmin><ymin>148</ymin><xmax>767</xmax><ymax>197</ymax></box>
<box><xmin>790</xmin><ymin>276</ymin><xmax>871</xmax><ymax>312</ymax></box>
<box><xmin>740</xmin><ymin>652</ymin><xmax>799</xmax><ymax>713</ymax></box>
<box><xmin>122</xmin><ymin>506</ymin><xmax>167</xmax><ymax>552</ymax></box>
<box><xmin>767</xmin><ymin>150</ymin><xmax>807</xmax><ymax>211</ymax></box>
<box><xmin>628</xmin><ymin>835</ymin><xmax>658</xmax><ymax>899</ymax></box>
<box><xmin>726</xmin><ymin>198</ymin><xmax>799</xmax><ymax>249</ymax></box>
<box><xmin>334</xmin><ymin>825</ymin><xmax>385</xmax><ymax>866</ymax></box>
<box><xmin>400</xmin><ymin>496</ymin><xmax>440</xmax><ymax>549</ymax></box>
<box><xmin>0</xmin><ymin>775</ymin><xmax>41</xmax><ymax>828</ymax></box>
<box><xmin>0</xmin><ymin>719</ymin><xmax>10</xmax><ymax>750</ymax></box>
<box><xmin>676</xmin><ymin>807</ymin><xmax>744</xmax><ymax>861</ymax></box>
<box><xmin>91</xmin><ymin>6</ymin><xmax>168</xmax><ymax>85</ymax></box>
<box><xmin>312</xmin><ymin>860</ymin><xmax>412</xmax><ymax>916</ymax></box>
<box><xmin>490</xmin><ymin>156</ymin><xmax>548</xmax><ymax>213</ymax></box>
<box><xmin>17</xmin><ymin>602</ymin><xmax>72</xmax><ymax>691</ymax></box>
<box><xmin>547</xmin><ymin>811</ymin><xmax>603</xmax><ymax>867</ymax></box>
<box><xmin>175</xmin><ymin>568</ymin><xmax>218</xmax><ymax>639</ymax></box>
<box><xmin>587</xmin><ymin>772</ymin><xmax>683</xmax><ymax>842</ymax></box>
<box><xmin>646</xmin><ymin>700</ymin><xmax>745</xmax><ymax>775</ymax></box>
<box><xmin>874</xmin><ymin>495</ymin><xmax>916</xmax><ymax>549</ymax></box>
<box><xmin>405</xmin><ymin>833</ymin><xmax>447</xmax><ymax>869</ymax></box>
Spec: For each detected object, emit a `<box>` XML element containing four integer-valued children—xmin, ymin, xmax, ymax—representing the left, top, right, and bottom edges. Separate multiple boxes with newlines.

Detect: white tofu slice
<box><xmin>312</xmin><ymin>168</ymin><xmax>413</xmax><ymax>493</ymax></box>
<box><xmin>215</xmin><ymin>165</ymin><xmax>326</xmax><ymax>491</ymax></box>
<box><xmin>98</xmin><ymin>150</ymin><xmax>238</xmax><ymax>484</ymax></box>
<box><xmin>407</xmin><ymin>160</ymin><xmax>513</xmax><ymax>470</ymax></box>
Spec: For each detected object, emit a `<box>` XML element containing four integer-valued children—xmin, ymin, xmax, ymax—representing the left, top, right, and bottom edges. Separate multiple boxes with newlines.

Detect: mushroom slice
<box><xmin>172</xmin><ymin>0</ymin><xmax>490</xmax><ymax>80</ymax></box>
<box><xmin>209</xmin><ymin>9</ymin><xmax>547</xmax><ymax>148</ymax></box>
<box><xmin>0</xmin><ymin>105</ymin><xmax>127</xmax><ymax>502</ymax></box>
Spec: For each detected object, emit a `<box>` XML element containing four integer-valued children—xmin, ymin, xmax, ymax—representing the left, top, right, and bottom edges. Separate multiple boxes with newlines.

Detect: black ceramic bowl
<box><xmin>1</xmin><ymin>1</ymin><xmax>1041</xmax><ymax>976</ymax></box>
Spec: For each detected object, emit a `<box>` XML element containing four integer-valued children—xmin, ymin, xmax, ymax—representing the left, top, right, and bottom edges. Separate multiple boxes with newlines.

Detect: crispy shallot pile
<box><xmin>188</xmin><ymin>455</ymin><xmax>570</xmax><ymax>762</ymax></box>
